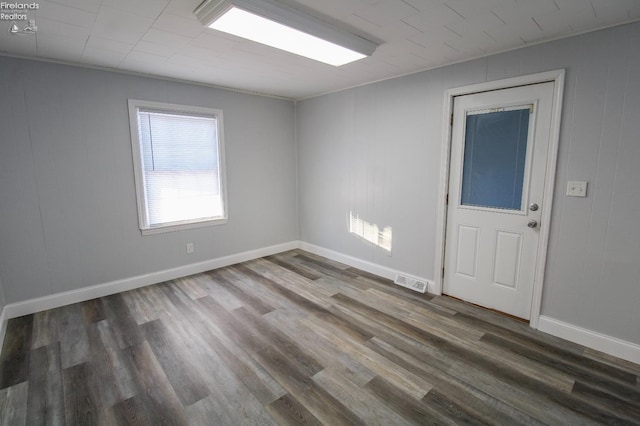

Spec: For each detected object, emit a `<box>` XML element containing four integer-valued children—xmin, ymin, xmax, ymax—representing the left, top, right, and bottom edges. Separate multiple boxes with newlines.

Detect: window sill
<box><xmin>141</xmin><ymin>217</ymin><xmax>227</xmax><ymax>235</ymax></box>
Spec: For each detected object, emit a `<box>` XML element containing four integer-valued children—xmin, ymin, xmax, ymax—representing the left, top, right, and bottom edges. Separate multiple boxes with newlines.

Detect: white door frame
<box><xmin>433</xmin><ymin>70</ymin><xmax>565</xmax><ymax>329</ymax></box>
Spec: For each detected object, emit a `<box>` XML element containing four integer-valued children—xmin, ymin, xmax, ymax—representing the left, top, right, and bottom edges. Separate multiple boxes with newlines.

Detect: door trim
<box><xmin>433</xmin><ymin>70</ymin><xmax>565</xmax><ymax>329</ymax></box>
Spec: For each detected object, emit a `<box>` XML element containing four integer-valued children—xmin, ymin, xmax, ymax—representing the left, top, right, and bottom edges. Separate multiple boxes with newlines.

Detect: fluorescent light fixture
<box><xmin>194</xmin><ymin>0</ymin><xmax>378</xmax><ymax>66</ymax></box>
<box><xmin>210</xmin><ymin>7</ymin><xmax>365</xmax><ymax>66</ymax></box>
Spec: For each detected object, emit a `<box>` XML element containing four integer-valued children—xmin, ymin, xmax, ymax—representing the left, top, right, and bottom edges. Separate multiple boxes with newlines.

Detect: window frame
<box><xmin>128</xmin><ymin>99</ymin><xmax>228</xmax><ymax>235</ymax></box>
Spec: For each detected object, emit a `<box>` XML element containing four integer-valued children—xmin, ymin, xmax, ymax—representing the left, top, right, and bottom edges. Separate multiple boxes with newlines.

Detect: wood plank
<box><xmin>582</xmin><ymin>347</ymin><xmax>640</xmax><ymax>376</ymax></box>
<box><xmin>157</xmin><ymin>281</ymin><xmax>208</xmax><ymax>325</ymax></box>
<box><xmin>141</xmin><ymin>319</ymin><xmax>210</xmax><ymax>406</ymax></box>
<box><xmin>328</xmin><ymin>301</ymin><xmax>455</xmax><ymax>374</ymax></box>
<box><xmin>253</xmin><ymin>345</ymin><xmax>365</xmax><ymax>426</ymax></box>
<box><xmin>313</xmin><ymin>367</ymin><xmax>413</xmax><ymax>426</ymax></box>
<box><xmin>189</xmin><ymin>318</ymin><xmax>287</xmax><ymax>405</ymax></box>
<box><xmin>191</xmin><ymin>353</ymin><xmax>277</xmax><ymax>426</ymax></box>
<box><xmin>125</xmin><ymin>341</ymin><xmax>188</xmax><ymax>425</ymax></box>
<box><xmin>83</xmin><ymin>322</ymin><xmax>122</xmax><ymax>409</ymax></box>
<box><xmin>26</xmin><ymin>343</ymin><xmax>65</xmax><ymax>425</ymax></box>
<box><xmin>231</xmin><ymin>306</ymin><xmax>324</xmax><ymax>378</ymax></box>
<box><xmin>364</xmin><ymin>336</ymin><xmax>538</xmax><ymax>425</ymax></box>
<box><xmin>334</xmin><ymin>291</ymin><xmax>576</xmax><ymax>393</ymax></box>
<box><xmin>62</xmin><ymin>362</ymin><xmax>100</xmax><ymax>425</ymax></box>
<box><xmin>56</xmin><ymin>304</ymin><xmax>91</xmax><ymax>369</ymax></box>
<box><xmin>101</xmin><ymin>395</ymin><xmax>156</xmax><ymax>426</ymax></box>
<box><xmin>0</xmin><ymin>315</ymin><xmax>33</xmax><ymax>389</ymax></box>
<box><xmin>310</xmin><ymin>276</ymin><xmax>354</xmax><ymax>295</ymax></box>
<box><xmin>456</xmin><ymin>311</ymin><xmax>638</xmax><ymax>384</ymax></box>
<box><xmin>330</xmin><ymin>293</ymin><xmax>604</xmax><ymax>424</ymax></box>
<box><xmin>197</xmin><ymin>295</ymin><xmax>270</xmax><ymax>354</ymax></box>
<box><xmin>265</xmin><ymin>393</ymin><xmax>323</xmax><ymax>426</ymax></box>
<box><xmin>364</xmin><ymin>375</ymin><xmax>454</xmax><ymax>425</ymax></box>
<box><xmin>84</xmin><ymin>320</ymin><xmax>137</xmax><ymax>409</ymax></box>
<box><xmin>186</xmin><ymin>394</ymin><xmax>236</xmax><ymax>426</ymax></box>
<box><xmin>294</xmin><ymin>252</ymin><xmax>352</xmax><ymax>272</ymax></box>
<box><xmin>172</xmin><ymin>296</ymin><xmax>282</xmax><ymax>425</ymax></box>
<box><xmin>31</xmin><ymin>310</ymin><xmax>58</xmax><ymax>350</ymax></box>
<box><xmin>302</xmin><ymin>314</ymin><xmax>434</xmax><ymax>400</ymax></box>
<box><xmin>171</xmin><ymin>319</ymin><xmax>278</xmax><ymax>426</ymax></box>
<box><xmin>120</xmin><ymin>286</ymin><xmax>160</xmax><ymax>325</ymax></box>
<box><xmin>207</xmin><ymin>268</ymin><xmax>275</xmax><ymax>315</ymax></box>
<box><xmin>264</xmin><ymin>253</ymin><xmax>324</xmax><ymax>281</ymax></box>
<box><xmin>82</xmin><ymin>298</ymin><xmax>106</xmax><ymax>324</ymax></box>
<box><xmin>571</xmin><ymin>380</ymin><xmax>640</xmax><ymax>422</ymax></box>
<box><xmin>226</xmin><ymin>263</ymin><xmax>331</xmax><ymax>318</ymax></box>
<box><xmin>330</xmin><ymin>292</ymin><xmax>462</xmax><ymax>367</ymax></box>
<box><xmin>100</xmin><ymin>294</ymin><xmax>143</xmax><ymax>350</ymax></box>
<box><xmin>173</xmin><ymin>275</ymin><xmax>209</xmax><ymax>300</ymax></box>
<box><xmin>482</xmin><ymin>332</ymin><xmax>640</xmax><ymax>400</ymax></box>
<box><xmin>446</xmin><ymin>360</ymin><xmax>599</xmax><ymax>425</ymax></box>
<box><xmin>0</xmin><ymin>382</ymin><xmax>28</xmax><ymax>425</ymax></box>
<box><xmin>248</xmin><ymin>257</ymin><xmax>338</xmax><ymax>300</ymax></box>
<box><xmin>264</xmin><ymin>308</ymin><xmax>376</xmax><ymax>387</ymax></box>
<box><xmin>422</xmin><ymin>389</ymin><xmax>491</xmax><ymax>426</ymax></box>
<box><xmin>433</xmin><ymin>295</ymin><xmax>580</xmax><ymax>348</ymax></box>
<box><xmin>219</xmin><ymin>266</ymin><xmax>292</xmax><ymax>312</ymax></box>
<box><xmin>2</xmin><ymin>250</ymin><xmax>639</xmax><ymax>424</ymax></box>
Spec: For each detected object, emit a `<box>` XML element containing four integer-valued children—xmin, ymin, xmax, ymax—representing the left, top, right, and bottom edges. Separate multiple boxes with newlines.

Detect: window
<box><xmin>128</xmin><ymin>100</ymin><xmax>227</xmax><ymax>235</ymax></box>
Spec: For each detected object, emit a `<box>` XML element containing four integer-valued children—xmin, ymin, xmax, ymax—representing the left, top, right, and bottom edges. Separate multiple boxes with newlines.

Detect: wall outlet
<box><xmin>567</xmin><ymin>180</ymin><xmax>587</xmax><ymax>197</ymax></box>
<box><xmin>186</xmin><ymin>243</ymin><xmax>194</xmax><ymax>254</ymax></box>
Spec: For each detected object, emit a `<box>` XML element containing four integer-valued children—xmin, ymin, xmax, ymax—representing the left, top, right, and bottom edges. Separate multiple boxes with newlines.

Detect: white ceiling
<box><xmin>1</xmin><ymin>0</ymin><xmax>639</xmax><ymax>99</ymax></box>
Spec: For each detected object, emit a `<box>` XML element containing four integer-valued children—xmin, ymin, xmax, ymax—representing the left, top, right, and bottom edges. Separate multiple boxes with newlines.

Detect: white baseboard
<box><xmin>538</xmin><ymin>315</ymin><xmax>640</xmax><ymax>365</ymax></box>
<box><xmin>300</xmin><ymin>243</ymin><xmax>640</xmax><ymax>365</ymax></box>
<box><xmin>3</xmin><ymin>240</ymin><xmax>637</xmax><ymax>368</ymax></box>
<box><xmin>298</xmin><ymin>241</ymin><xmax>435</xmax><ymax>294</ymax></box>
<box><xmin>2</xmin><ymin>241</ymin><xmax>298</xmax><ymax>321</ymax></box>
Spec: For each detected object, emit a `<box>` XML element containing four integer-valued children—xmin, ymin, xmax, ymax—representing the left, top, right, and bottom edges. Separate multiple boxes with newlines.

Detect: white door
<box><xmin>443</xmin><ymin>82</ymin><xmax>554</xmax><ymax>320</ymax></box>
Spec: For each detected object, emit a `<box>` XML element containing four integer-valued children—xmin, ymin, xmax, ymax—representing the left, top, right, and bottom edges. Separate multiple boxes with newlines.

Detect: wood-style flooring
<box><xmin>1</xmin><ymin>249</ymin><xmax>639</xmax><ymax>425</ymax></box>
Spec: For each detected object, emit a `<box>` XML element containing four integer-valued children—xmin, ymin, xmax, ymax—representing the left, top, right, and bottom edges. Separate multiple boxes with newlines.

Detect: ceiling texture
<box><xmin>1</xmin><ymin>0</ymin><xmax>639</xmax><ymax>99</ymax></box>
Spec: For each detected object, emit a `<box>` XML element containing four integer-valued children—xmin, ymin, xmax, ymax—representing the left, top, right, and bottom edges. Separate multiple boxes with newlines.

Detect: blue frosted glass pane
<box><xmin>461</xmin><ymin>109</ymin><xmax>530</xmax><ymax>210</ymax></box>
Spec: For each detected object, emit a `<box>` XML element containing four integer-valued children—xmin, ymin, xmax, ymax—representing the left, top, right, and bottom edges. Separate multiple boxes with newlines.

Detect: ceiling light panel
<box><xmin>194</xmin><ymin>0</ymin><xmax>378</xmax><ymax>66</ymax></box>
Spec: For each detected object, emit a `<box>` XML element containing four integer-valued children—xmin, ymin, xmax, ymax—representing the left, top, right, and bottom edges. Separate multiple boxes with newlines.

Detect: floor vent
<box><xmin>394</xmin><ymin>274</ymin><xmax>428</xmax><ymax>293</ymax></box>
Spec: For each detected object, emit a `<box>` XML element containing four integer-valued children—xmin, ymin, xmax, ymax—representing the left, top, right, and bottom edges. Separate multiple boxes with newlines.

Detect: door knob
<box><xmin>527</xmin><ymin>220</ymin><xmax>538</xmax><ymax>228</ymax></box>
<box><xmin>529</xmin><ymin>203</ymin><xmax>539</xmax><ymax>211</ymax></box>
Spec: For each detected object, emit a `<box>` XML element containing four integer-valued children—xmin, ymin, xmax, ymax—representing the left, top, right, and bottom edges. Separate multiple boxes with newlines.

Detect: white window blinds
<box><xmin>129</xmin><ymin>100</ymin><xmax>227</xmax><ymax>234</ymax></box>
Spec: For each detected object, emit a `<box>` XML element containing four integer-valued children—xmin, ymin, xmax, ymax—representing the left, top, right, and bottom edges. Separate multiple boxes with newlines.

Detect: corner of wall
<box><xmin>299</xmin><ymin>241</ymin><xmax>436</xmax><ymax>294</ymax></box>
<box><xmin>293</xmin><ymin>99</ymin><xmax>301</xmax><ymax>241</ymax></box>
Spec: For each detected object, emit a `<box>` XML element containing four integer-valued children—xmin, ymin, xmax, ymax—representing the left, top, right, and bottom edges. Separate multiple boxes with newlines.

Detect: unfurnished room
<box><xmin>0</xmin><ymin>0</ymin><xmax>639</xmax><ymax>424</ymax></box>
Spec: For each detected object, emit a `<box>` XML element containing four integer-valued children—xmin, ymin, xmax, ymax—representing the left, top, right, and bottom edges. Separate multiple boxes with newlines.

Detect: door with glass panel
<box><xmin>443</xmin><ymin>82</ymin><xmax>554</xmax><ymax>320</ymax></box>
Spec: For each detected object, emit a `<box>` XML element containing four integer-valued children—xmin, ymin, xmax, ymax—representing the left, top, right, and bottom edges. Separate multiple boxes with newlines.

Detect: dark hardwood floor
<box><xmin>1</xmin><ymin>249</ymin><xmax>639</xmax><ymax>425</ymax></box>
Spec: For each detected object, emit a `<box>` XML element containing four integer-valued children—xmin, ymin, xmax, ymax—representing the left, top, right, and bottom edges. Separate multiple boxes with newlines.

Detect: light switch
<box><xmin>567</xmin><ymin>181</ymin><xmax>587</xmax><ymax>197</ymax></box>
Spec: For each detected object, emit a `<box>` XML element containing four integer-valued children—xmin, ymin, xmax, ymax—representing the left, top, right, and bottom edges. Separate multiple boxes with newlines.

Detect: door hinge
<box><xmin>450</xmin><ymin>114</ymin><xmax>454</xmax><ymax>126</ymax></box>
<box><xmin>445</xmin><ymin>193</ymin><xmax>449</xmax><ymax>205</ymax></box>
<box><xmin>442</xmin><ymin>266</ymin><xmax>445</xmax><ymax>278</ymax></box>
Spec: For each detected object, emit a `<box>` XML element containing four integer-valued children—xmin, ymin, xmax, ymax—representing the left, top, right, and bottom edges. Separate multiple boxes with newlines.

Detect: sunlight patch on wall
<box><xmin>349</xmin><ymin>211</ymin><xmax>392</xmax><ymax>252</ymax></box>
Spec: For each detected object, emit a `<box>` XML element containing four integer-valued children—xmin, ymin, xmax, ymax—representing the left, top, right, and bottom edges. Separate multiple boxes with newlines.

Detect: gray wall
<box><xmin>0</xmin><ymin>57</ymin><xmax>298</xmax><ymax>304</ymax></box>
<box><xmin>297</xmin><ymin>22</ymin><xmax>640</xmax><ymax>345</ymax></box>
